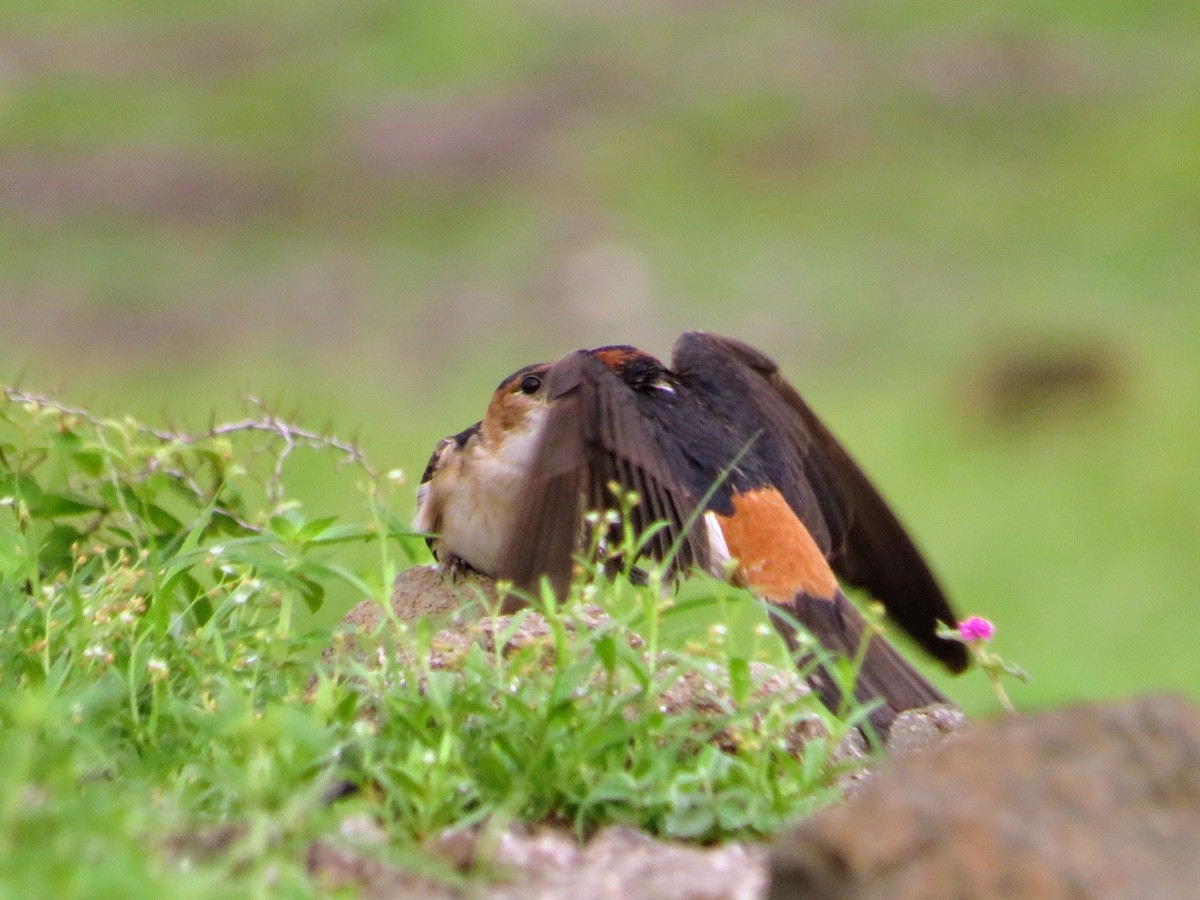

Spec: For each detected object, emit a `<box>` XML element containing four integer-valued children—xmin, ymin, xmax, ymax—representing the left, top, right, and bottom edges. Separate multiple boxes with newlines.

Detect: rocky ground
<box><xmin>307</xmin><ymin>567</ymin><xmax>1200</xmax><ymax>899</ymax></box>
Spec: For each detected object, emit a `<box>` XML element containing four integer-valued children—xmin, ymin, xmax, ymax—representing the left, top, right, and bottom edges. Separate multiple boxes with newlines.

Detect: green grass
<box><xmin>0</xmin><ymin>0</ymin><xmax>1197</xmax><ymax>819</ymax></box>
<box><xmin>1</xmin><ymin>391</ymin><xmax>873</xmax><ymax>897</ymax></box>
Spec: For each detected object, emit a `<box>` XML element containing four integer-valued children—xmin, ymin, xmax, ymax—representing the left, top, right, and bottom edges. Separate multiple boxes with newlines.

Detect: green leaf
<box><xmin>582</xmin><ymin>771</ymin><xmax>640</xmax><ymax>806</ymax></box>
<box><xmin>268</xmin><ymin>507</ymin><xmax>306</xmax><ymax>540</ymax></box>
<box><xmin>715</xmin><ymin>791</ymin><xmax>756</xmax><ymax>831</ymax></box>
<box><xmin>302</xmin><ymin>522</ymin><xmax>378</xmax><ymax>547</ymax></box>
<box><xmin>294</xmin><ymin>572</ymin><xmax>325</xmax><ymax>614</ymax></box>
<box><xmin>142</xmin><ymin>471</ymin><xmax>174</xmax><ymax>501</ymax></box>
<box><xmin>549</xmin><ymin>659</ymin><xmax>594</xmax><ymax>708</ymax></box>
<box><xmin>156</xmin><ymin>500</ymin><xmax>220</xmax><ymax>613</ymax></box>
<box><xmin>664</xmin><ymin>800</ymin><xmax>716</xmax><ymax>840</ymax></box>
<box><xmin>0</xmin><ymin>471</ymin><xmax>43</xmax><ymax>506</ymax></box>
<box><xmin>425</xmin><ymin>671</ymin><xmax>455</xmax><ymax>713</ymax></box>
<box><xmin>727</xmin><ymin>656</ymin><xmax>751</xmax><ymax>706</ymax></box>
<box><xmin>473</xmin><ymin>743</ymin><xmax>517</xmax><ymax>793</ymax></box>
<box><xmin>145</xmin><ymin>503</ymin><xmax>186</xmax><ymax>535</ymax></box>
<box><xmin>295</xmin><ymin>516</ymin><xmax>339</xmax><ymax>543</ymax></box>
<box><xmin>178</xmin><ymin>571</ymin><xmax>212</xmax><ymax>624</ymax></box>
<box><xmin>73</xmin><ymin>449</ymin><xmax>105</xmax><ymax>477</ymax></box>
<box><xmin>999</xmin><ymin>660</ymin><xmax>1032</xmax><ymax>682</ymax></box>
<box><xmin>209</xmin><ymin>509</ymin><xmax>255</xmax><ymax>536</ymax></box>
<box><xmin>51</xmin><ymin>429</ymin><xmax>82</xmax><ymax>455</ymax></box>
<box><xmin>613</xmin><ymin>639</ymin><xmax>650</xmax><ymax>690</ymax></box>
<box><xmin>33</xmin><ymin>492</ymin><xmax>105</xmax><ymax>518</ymax></box>
<box><xmin>594</xmin><ymin>632</ymin><xmax>618</xmax><ymax>675</ymax></box>
<box><xmin>799</xmin><ymin>736</ymin><xmax>830</xmax><ymax>786</ymax></box>
<box><xmin>38</xmin><ymin>525</ymin><xmax>83</xmax><ymax>574</ymax></box>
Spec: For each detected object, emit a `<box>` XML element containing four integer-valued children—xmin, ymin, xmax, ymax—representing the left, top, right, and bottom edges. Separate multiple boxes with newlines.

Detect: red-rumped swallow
<box><xmin>416</xmin><ymin>332</ymin><xmax>967</xmax><ymax>734</ymax></box>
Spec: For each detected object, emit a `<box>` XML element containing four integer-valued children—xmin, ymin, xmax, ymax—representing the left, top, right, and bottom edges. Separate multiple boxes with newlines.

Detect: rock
<box><xmin>308</xmin><ymin>839</ymin><xmax>457</xmax><ymax>899</ymax></box>
<box><xmin>314</xmin><ymin>565</ymin><xmax>494</xmax><ymax>680</ymax></box>
<box><xmin>323</xmin><ymin>566</ymin><xmax>870</xmax><ymax>761</ymax></box>
<box><xmin>486</xmin><ymin>825</ymin><xmax>767</xmax><ymax>900</ymax></box>
<box><xmin>322</xmin><ymin>565</ymin><xmax>964</xmax><ymax>766</ymax></box>
<box><xmin>343</xmin><ymin>564</ymin><xmax>496</xmax><ymax>632</ymax></box>
<box><xmin>306</xmin><ymin>565</ymin><xmax>974</xmax><ymax>898</ymax></box>
<box><xmin>387</xmin><ymin>563</ymin><xmax>502</xmax><ymax>619</ymax></box>
<box><xmin>768</xmin><ymin>694</ymin><xmax>1200</xmax><ymax>899</ymax></box>
<box><xmin>308</xmin><ymin>824</ymin><xmax>767</xmax><ymax>900</ymax></box>
<box><xmin>883</xmin><ymin>704</ymin><xmax>969</xmax><ymax>755</ymax></box>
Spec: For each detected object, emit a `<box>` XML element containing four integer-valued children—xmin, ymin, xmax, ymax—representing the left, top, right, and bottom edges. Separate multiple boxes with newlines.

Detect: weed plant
<box><xmin>0</xmin><ymin>388</ymin><xmax>864</xmax><ymax>898</ymax></box>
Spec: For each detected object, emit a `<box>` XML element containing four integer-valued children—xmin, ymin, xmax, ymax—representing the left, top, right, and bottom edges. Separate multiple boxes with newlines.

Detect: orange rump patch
<box><xmin>715</xmin><ymin>487</ymin><xmax>838</xmax><ymax>604</ymax></box>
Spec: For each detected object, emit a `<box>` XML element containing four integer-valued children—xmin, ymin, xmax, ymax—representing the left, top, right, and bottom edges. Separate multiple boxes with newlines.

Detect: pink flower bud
<box><xmin>958</xmin><ymin>615</ymin><xmax>995</xmax><ymax>642</ymax></box>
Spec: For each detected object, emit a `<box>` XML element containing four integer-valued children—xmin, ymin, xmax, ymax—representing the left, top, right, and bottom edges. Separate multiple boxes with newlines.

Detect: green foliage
<box><xmin>0</xmin><ymin>390</ymin><xmax>858</xmax><ymax>897</ymax></box>
<box><xmin>0</xmin><ymin>389</ymin><xmax>402</xmax><ymax>896</ymax></box>
<box><xmin>2</xmin><ymin>0</ymin><xmax>1198</xmax><ymax>716</ymax></box>
<box><xmin>350</xmin><ymin>587</ymin><xmax>847</xmax><ymax>845</ymax></box>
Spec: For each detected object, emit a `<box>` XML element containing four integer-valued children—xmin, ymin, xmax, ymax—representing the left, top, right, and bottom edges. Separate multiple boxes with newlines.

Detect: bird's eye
<box><xmin>519</xmin><ymin>374</ymin><xmax>542</xmax><ymax>395</ymax></box>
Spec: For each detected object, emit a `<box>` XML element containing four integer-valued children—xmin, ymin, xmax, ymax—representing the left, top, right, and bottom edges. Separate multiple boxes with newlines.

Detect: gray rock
<box><xmin>326</xmin><ymin>566</ymin><xmax>860</xmax><ymax>761</ymax></box>
<box><xmin>314</xmin><ymin>565</ymin><xmax>969</xmax><ymax>899</ymax></box>
<box><xmin>768</xmin><ymin>694</ymin><xmax>1200</xmax><ymax>900</ymax></box>
<box><xmin>309</xmin><ymin>823</ymin><xmax>767</xmax><ymax>900</ymax></box>
<box><xmin>486</xmin><ymin>825</ymin><xmax>767</xmax><ymax>900</ymax></box>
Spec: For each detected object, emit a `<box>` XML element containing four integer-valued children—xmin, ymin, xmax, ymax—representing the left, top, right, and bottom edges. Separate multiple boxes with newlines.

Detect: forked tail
<box><xmin>770</xmin><ymin>588</ymin><xmax>952</xmax><ymax>738</ymax></box>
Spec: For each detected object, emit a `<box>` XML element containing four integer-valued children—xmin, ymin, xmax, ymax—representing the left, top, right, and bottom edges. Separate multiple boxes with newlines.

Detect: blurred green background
<box><xmin>2</xmin><ymin>1</ymin><xmax>1197</xmax><ymax>715</ymax></box>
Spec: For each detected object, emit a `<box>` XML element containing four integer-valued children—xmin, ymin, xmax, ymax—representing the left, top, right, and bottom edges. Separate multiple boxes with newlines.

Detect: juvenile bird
<box><xmin>415</xmin><ymin>332</ymin><xmax>966</xmax><ymax>734</ymax></box>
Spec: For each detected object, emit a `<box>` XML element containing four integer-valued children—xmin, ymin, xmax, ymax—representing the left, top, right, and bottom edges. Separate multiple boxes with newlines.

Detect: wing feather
<box><xmin>672</xmin><ymin>331</ymin><xmax>967</xmax><ymax>671</ymax></box>
<box><xmin>498</xmin><ymin>351</ymin><xmax>708</xmax><ymax>597</ymax></box>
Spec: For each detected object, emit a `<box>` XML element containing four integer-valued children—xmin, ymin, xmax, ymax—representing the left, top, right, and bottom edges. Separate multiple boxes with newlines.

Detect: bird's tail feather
<box><xmin>769</xmin><ymin>588</ymin><xmax>952</xmax><ymax>737</ymax></box>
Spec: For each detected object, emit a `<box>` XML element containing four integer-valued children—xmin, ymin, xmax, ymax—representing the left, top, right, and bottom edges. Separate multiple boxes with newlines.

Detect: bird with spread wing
<box><xmin>415</xmin><ymin>332</ymin><xmax>966</xmax><ymax>734</ymax></box>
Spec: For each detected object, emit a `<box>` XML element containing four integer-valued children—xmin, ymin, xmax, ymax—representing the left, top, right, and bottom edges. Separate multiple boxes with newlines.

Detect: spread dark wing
<box><xmin>671</xmin><ymin>331</ymin><xmax>967</xmax><ymax>672</ymax></box>
<box><xmin>497</xmin><ymin>351</ymin><xmax>710</xmax><ymax>598</ymax></box>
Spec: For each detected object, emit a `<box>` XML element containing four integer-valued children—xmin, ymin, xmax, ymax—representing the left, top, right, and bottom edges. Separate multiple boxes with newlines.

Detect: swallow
<box><xmin>415</xmin><ymin>332</ymin><xmax>967</xmax><ymax>734</ymax></box>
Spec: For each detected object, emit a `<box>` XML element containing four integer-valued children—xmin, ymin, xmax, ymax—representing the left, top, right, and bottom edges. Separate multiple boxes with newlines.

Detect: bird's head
<box><xmin>480</xmin><ymin>362</ymin><xmax>554</xmax><ymax>450</ymax></box>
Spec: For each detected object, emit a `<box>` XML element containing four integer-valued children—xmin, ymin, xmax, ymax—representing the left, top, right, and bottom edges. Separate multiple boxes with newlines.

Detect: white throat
<box><xmin>419</xmin><ymin>406</ymin><xmax>548</xmax><ymax>576</ymax></box>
